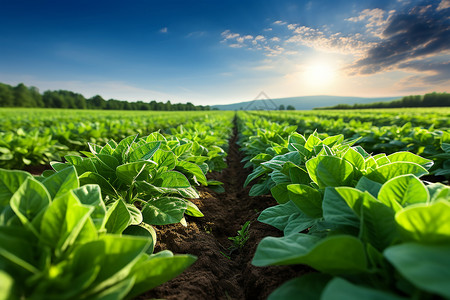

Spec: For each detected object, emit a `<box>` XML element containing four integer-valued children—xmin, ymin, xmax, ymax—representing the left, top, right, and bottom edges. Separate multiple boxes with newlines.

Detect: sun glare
<box><xmin>301</xmin><ymin>63</ymin><xmax>336</xmax><ymax>87</ymax></box>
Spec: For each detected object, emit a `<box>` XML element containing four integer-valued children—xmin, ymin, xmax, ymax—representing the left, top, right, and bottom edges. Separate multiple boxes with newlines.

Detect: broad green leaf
<box><xmin>427</xmin><ymin>182</ymin><xmax>450</xmax><ymax>202</ymax></box>
<box><xmin>0</xmin><ymin>227</ymin><xmax>39</xmax><ymax>273</ymax></box>
<box><xmin>176</xmin><ymin>160</ymin><xmax>207</xmax><ymax>186</ymax></box>
<box><xmin>72</xmin><ymin>184</ymin><xmax>106</xmax><ymax>230</ymax></box>
<box><xmin>0</xmin><ymin>169</ymin><xmax>32</xmax><ymax>206</ymax></box>
<box><xmin>50</xmin><ymin>161</ymin><xmax>70</xmax><ymax>172</ymax></box>
<box><xmin>249</xmin><ymin>181</ymin><xmax>272</xmax><ymax>196</ymax></box>
<box><xmin>288</xmin><ymin>166</ymin><xmax>310</xmax><ymax>184</ymax></box>
<box><xmin>79</xmin><ymin>172</ymin><xmax>119</xmax><ymax>199</ymax></box>
<box><xmin>184</xmin><ymin>200</ymin><xmax>203</xmax><ymax>217</ymax></box>
<box><xmin>123</xmin><ymin>224</ymin><xmax>157</xmax><ymax>254</ymax></box>
<box><xmin>126</xmin><ymin>204</ymin><xmax>143</xmax><ymax>225</ymax></box>
<box><xmin>271</xmin><ymin>170</ymin><xmax>291</xmax><ymax>185</ymax></box>
<box><xmin>155</xmin><ymin>171</ymin><xmax>191</xmax><ymax>188</ymax></box>
<box><xmin>387</xmin><ymin>151</ymin><xmax>433</xmax><ymax>169</ymax></box>
<box><xmin>146</xmin><ymin>132</ymin><xmax>166</xmax><ymax>143</ymax></box>
<box><xmin>105</xmin><ymin>200</ymin><xmax>132</xmax><ymax>234</ymax></box>
<box><xmin>304</xmin><ymin>135</ymin><xmax>322</xmax><ymax>151</ymax></box>
<box><xmin>378</xmin><ymin>175</ymin><xmax>429</xmax><ymax>210</ymax></box>
<box><xmin>343</xmin><ymin>147</ymin><xmax>365</xmax><ymax>170</ymax></box>
<box><xmin>172</xmin><ymin>142</ymin><xmax>193</xmax><ymax>158</ymax></box>
<box><xmin>42</xmin><ymin>166</ymin><xmax>79</xmax><ymax>199</ymax></box>
<box><xmin>152</xmin><ymin>149</ymin><xmax>177</xmax><ymax>170</ymax></box>
<box><xmin>142</xmin><ymin>197</ymin><xmax>187</xmax><ymax>225</ymax></box>
<box><xmin>262</xmin><ymin>160</ymin><xmax>285</xmax><ymax>171</ymax></box>
<box><xmin>336</xmin><ymin>187</ymin><xmax>397</xmax><ymax>250</ymax></box>
<box><xmin>40</xmin><ymin>191</ymin><xmax>94</xmax><ymax>255</ymax></box>
<box><xmin>244</xmin><ymin>166</ymin><xmax>270</xmax><ymax>187</ymax></box>
<box><xmin>112</xmin><ymin>135</ymin><xmax>138</xmax><ymax>162</ymax></box>
<box><xmin>322</xmin><ymin>134</ymin><xmax>344</xmax><ymax>147</ymax></box>
<box><xmin>395</xmin><ymin>201</ymin><xmax>450</xmax><ymax>243</ymax></box>
<box><xmin>365</xmin><ymin>162</ymin><xmax>428</xmax><ymax>184</ymax></box>
<box><xmin>92</xmin><ymin>277</ymin><xmax>135</xmax><ymax>300</ymax></box>
<box><xmin>375</xmin><ymin>154</ymin><xmax>390</xmax><ymax>166</ymax></box>
<box><xmin>126</xmin><ymin>253</ymin><xmax>196</xmax><ymax>299</ymax></box>
<box><xmin>306</xmin><ymin>156</ymin><xmax>354</xmax><ymax>188</ymax></box>
<box><xmin>252</xmin><ymin>234</ymin><xmax>367</xmax><ymax>274</ymax></box>
<box><xmin>287</xmin><ymin>184</ymin><xmax>323</xmax><ymax>218</ymax></box>
<box><xmin>128</xmin><ymin>141</ymin><xmax>161</xmax><ymax>162</ymax></box>
<box><xmin>290</xmin><ymin>143</ymin><xmax>311</xmax><ymax>158</ymax></box>
<box><xmin>10</xmin><ymin>178</ymin><xmax>51</xmax><ymax>234</ymax></box>
<box><xmin>64</xmin><ymin>155</ymin><xmax>97</xmax><ymax>175</ymax></box>
<box><xmin>322</xmin><ymin>188</ymin><xmax>360</xmax><ymax>235</ymax></box>
<box><xmin>250</xmin><ymin>153</ymin><xmax>273</xmax><ymax>165</ymax></box>
<box><xmin>288</xmin><ymin>132</ymin><xmax>306</xmax><ymax>146</ymax></box>
<box><xmin>116</xmin><ymin>161</ymin><xmax>148</xmax><ymax>186</ymax></box>
<box><xmin>271</xmin><ymin>183</ymin><xmax>291</xmax><ymax>204</ymax></box>
<box><xmin>321</xmin><ymin>277</ymin><xmax>407</xmax><ymax>300</ymax></box>
<box><xmin>95</xmin><ymin>154</ymin><xmax>120</xmax><ymax>171</ymax></box>
<box><xmin>72</xmin><ymin>235</ymin><xmax>149</xmax><ymax>295</ymax></box>
<box><xmin>384</xmin><ymin>243</ymin><xmax>450</xmax><ymax>299</ymax></box>
<box><xmin>355</xmin><ymin>176</ymin><xmax>382</xmax><ymax>198</ymax></box>
<box><xmin>0</xmin><ymin>271</ymin><xmax>14</xmax><ymax>300</ymax></box>
<box><xmin>258</xmin><ymin>201</ymin><xmax>303</xmax><ymax>231</ymax></box>
<box><xmin>268</xmin><ymin>273</ymin><xmax>331</xmax><ymax>300</ymax></box>
<box><xmin>135</xmin><ymin>181</ymin><xmax>199</xmax><ymax>199</ymax></box>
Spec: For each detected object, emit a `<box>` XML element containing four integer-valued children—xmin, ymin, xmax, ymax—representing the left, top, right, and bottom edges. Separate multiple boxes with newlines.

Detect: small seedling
<box><xmin>228</xmin><ymin>221</ymin><xmax>251</xmax><ymax>249</ymax></box>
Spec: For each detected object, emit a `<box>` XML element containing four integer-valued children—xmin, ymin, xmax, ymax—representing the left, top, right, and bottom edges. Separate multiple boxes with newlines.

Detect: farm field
<box><xmin>1</xmin><ymin>108</ymin><xmax>449</xmax><ymax>299</ymax></box>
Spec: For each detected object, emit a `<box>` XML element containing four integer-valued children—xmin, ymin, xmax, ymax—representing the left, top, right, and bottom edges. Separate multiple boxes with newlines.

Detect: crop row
<box><xmin>247</xmin><ymin>109</ymin><xmax>450</xmax><ymax>178</ymax></box>
<box><xmin>237</xmin><ymin>112</ymin><xmax>450</xmax><ymax>300</ymax></box>
<box><xmin>0</xmin><ymin>109</ymin><xmax>233</xmax><ymax>169</ymax></box>
<box><xmin>0</xmin><ymin>113</ymin><xmax>233</xmax><ymax>299</ymax></box>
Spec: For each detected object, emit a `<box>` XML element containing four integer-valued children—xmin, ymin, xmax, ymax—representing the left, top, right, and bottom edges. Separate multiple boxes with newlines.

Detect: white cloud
<box><xmin>263</xmin><ymin>28</ymin><xmax>273</xmax><ymax>31</ymax></box>
<box><xmin>345</xmin><ymin>8</ymin><xmax>396</xmax><ymax>37</ymax></box>
<box><xmin>287</xmin><ymin>26</ymin><xmax>372</xmax><ymax>54</ymax></box>
<box><xmin>159</xmin><ymin>27</ymin><xmax>168</xmax><ymax>33</ymax></box>
<box><xmin>271</xmin><ymin>37</ymin><xmax>280</xmax><ymax>42</ymax></box>
<box><xmin>437</xmin><ymin>0</ymin><xmax>450</xmax><ymax>10</ymax></box>
<box><xmin>273</xmin><ymin>20</ymin><xmax>287</xmax><ymax>25</ymax></box>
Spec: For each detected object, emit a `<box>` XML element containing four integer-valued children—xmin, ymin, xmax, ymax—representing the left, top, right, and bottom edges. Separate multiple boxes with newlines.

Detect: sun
<box><xmin>301</xmin><ymin>63</ymin><xmax>336</xmax><ymax>87</ymax></box>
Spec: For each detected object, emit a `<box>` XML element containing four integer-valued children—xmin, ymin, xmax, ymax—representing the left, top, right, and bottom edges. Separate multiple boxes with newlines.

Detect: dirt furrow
<box><xmin>142</xmin><ymin>120</ymin><xmax>306</xmax><ymax>300</ymax></box>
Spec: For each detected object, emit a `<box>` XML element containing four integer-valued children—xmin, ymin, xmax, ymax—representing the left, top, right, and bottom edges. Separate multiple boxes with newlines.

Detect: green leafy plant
<box><xmin>0</xmin><ymin>167</ymin><xmax>196</xmax><ymax>299</ymax></box>
<box><xmin>238</xmin><ymin>116</ymin><xmax>449</xmax><ymax>299</ymax></box>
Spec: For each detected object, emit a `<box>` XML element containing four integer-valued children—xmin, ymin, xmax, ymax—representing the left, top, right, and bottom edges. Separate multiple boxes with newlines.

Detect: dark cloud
<box><xmin>351</xmin><ymin>2</ymin><xmax>450</xmax><ymax>75</ymax></box>
<box><xmin>398</xmin><ymin>59</ymin><xmax>450</xmax><ymax>84</ymax></box>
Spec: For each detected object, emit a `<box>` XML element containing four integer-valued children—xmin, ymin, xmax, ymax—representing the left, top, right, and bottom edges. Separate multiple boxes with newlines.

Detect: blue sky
<box><xmin>0</xmin><ymin>0</ymin><xmax>448</xmax><ymax>105</ymax></box>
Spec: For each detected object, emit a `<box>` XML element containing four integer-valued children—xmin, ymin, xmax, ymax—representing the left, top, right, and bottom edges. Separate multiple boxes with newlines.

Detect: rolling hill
<box><xmin>212</xmin><ymin>95</ymin><xmax>401</xmax><ymax>110</ymax></box>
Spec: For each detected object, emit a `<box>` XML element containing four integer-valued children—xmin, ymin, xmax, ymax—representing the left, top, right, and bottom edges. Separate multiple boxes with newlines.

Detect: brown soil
<box><xmin>23</xmin><ymin>164</ymin><xmax>52</xmax><ymax>176</ymax></box>
<box><xmin>141</xmin><ymin>121</ymin><xmax>309</xmax><ymax>300</ymax></box>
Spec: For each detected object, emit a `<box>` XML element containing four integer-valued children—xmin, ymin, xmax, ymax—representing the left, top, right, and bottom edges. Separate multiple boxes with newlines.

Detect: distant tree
<box><xmin>90</xmin><ymin>95</ymin><xmax>105</xmax><ymax>109</ymax></box>
<box><xmin>0</xmin><ymin>83</ymin><xmax>14</xmax><ymax>107</ymax></box>
<box><xmin>279</xmin><ymin>105</ymin><xmax>285</xmax><ymax>110</ymax></box>
<box><xmin>0</xmin><ymin>81</ymin><xmax>216</xmax><ymax>111</ymax></box>
<box><xmin>286</xmin><ymin>105</ymin><xmax>295</xmax><ymax>110</ymax></box>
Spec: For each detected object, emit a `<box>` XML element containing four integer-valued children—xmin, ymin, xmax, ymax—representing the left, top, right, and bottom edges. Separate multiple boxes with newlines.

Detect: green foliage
<box><xmin>238</xmin><ymin>112</ymin><xmax>449</xmax><ymax>299</ymax></box>
<box><xmin>0</xmin><ymin>167</ymin><xmax>196</xmax><ymax>299</ymax></box>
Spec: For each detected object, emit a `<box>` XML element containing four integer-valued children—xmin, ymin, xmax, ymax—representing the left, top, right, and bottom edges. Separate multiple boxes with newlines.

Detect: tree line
<box><xmin>317</xmin><ymin>92</ymin><xmax>450</xmax><ymax>110</ymax></box>
<box><xmin>0</xmin><ymin>82</ymin><xmax>211</xmax><ymax>111</ymax></box>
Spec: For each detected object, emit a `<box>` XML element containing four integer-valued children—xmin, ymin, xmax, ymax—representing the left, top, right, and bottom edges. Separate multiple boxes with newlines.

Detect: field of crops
<box><xmin>1</xmin><ymin>107</ymin><xmax>449</xmax><ymax>299</ymax></box>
